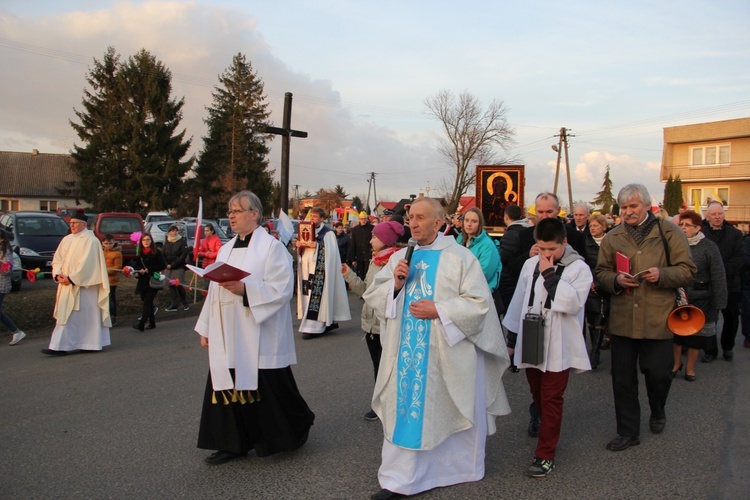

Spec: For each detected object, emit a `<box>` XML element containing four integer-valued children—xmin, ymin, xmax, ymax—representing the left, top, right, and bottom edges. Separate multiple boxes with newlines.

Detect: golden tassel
<box><xmin>222</xmin><ymin>391</ymin><xmax>230</xmax><ymax>405</ymax></box>
<box><xmin>231</xmin><ymin>389</ymin><xmax>238</xmax><ymax>403</ymax></box>
<box><xmin>238</xmin><ymin>391</ymin><xmax>247</xmax><ymax>404</ymax></box>
<box><xmin>211</xmin><ymin>391</ymin><xmax>217</xmax><ymax>404</ymax></box>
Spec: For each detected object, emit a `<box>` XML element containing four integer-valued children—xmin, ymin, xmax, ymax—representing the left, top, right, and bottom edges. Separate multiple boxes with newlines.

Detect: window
<box><xmin>689</xmin><ymin>187</ymin><xmax>729</xmax><ymax>207</ymax></box>
<box><xmin>0</xmin><ymin>199</ymin><xmax>19</xmax><ymax>212</ymax></box>
<box><xmin>39</xmin><ymin>200</ymin><xmax>58</xmax><ymax>212</ymax></box>
<box><xmin>690</xmin><ymin>144</ymin><xmax>730</xmax><ymax>166</ymax></box>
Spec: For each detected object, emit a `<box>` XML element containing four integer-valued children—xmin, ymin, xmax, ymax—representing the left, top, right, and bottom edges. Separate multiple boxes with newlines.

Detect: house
<box><xmin>660</xmin><ymin>117</ymin><xmax>750</xmax><ymax>230</ymax></box>
<box><xmin>0</xmin><ymin>150</ymin><xmax>85</xmax><ymax>212</ymax></box>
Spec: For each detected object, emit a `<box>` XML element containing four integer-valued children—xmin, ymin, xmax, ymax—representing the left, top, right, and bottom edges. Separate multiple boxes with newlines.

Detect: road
<box><xmin>1</xmin><ymin>294</ymin><xmax>748</xmax><ymax>499</ymax></box>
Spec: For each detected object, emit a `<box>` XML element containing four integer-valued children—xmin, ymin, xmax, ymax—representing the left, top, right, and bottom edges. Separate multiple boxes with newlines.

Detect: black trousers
<box><xmin>610</xmin><ymin>335</ymin><xmax>673</xmax><ymax>437</ymax></box>
<box><xmin>138</xmin><ymin>288</ymin><xmax>159</xmax><ymax>327</ymax></box>
<box><xmin>706</xmin><ymin>291</ymin><xmax>741</xmax><ymax>354</ymax></box>
<box><xmin>365</xmin><ymin>331</ymin><xmax>382</xmax><ymax>381</ymax></box>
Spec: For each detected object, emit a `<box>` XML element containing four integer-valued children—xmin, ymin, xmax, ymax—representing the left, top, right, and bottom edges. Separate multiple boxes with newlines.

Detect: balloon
<box><xmin>27</xmin><ymin>271</ymin><xmax>37</xmax><ymax>282</ymax></box>
<box><xmin>201</xmin><ymin>290</ymin><xmax>208</xmax><ymax>297</ymax></box>
<box><xmin>0</xmin><ymin>262</ymin><xmax>10</xmax><ymax>273</ymax></box>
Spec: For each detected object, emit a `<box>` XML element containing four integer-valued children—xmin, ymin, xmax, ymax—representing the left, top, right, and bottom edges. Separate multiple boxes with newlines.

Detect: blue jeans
<box><xmin>0</xmin><ymin>292</ymin><xmax>19</xmax><ymax>333</ymax></box>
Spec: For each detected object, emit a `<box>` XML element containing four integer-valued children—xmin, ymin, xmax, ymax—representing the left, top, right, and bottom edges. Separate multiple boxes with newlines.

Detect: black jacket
<box><xmin>135</xmin><ymin>249</ymin><xmax>167</xmax><ymax>294</ymax></box>
<box><xmin>701</xmin><ymin>220</ymin><xmax>744</xmax><ymax>292</ymax></box>
<box><xmin>347</xmin><ymin>222</ymin><xmax>373</xmax><ymax>264</ymax></box>
<box><xmin>162</xmin><ymin>237</ymin><xmax>188</xmax><ymax>269</ymax></box>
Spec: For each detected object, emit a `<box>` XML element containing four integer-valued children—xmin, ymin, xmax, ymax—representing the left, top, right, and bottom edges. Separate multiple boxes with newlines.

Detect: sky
<box><xmin>1</xmin><ymin>0</ymin><xmax>749</xmax><ymax>211</ymax></box>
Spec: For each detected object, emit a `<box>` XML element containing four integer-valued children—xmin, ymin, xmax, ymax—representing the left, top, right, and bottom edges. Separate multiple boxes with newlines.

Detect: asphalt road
<box><xmin>1</xmin><ymin>294</ymin><xmax>748</xmax><ymax>499</ymax></box>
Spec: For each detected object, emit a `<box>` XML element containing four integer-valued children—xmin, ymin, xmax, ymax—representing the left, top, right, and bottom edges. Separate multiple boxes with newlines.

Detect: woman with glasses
<box><xmin>133</xmin><ymin>233</ymin><xmax>167</xmax><ymax>331</ymax></box>
<box><xmin>673</xmin><ymin>211</ymin><xmax>727</xmax><ymax>381</ymax></box>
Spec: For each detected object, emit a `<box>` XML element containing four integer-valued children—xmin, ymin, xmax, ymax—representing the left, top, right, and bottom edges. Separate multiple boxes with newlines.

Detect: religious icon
<box><xmin>298</xmin><ymin>221</ymin><xmax>316</xmax><ymax>248</ymax></box>
<box><xmin>476</xmin><ymin>165</ymin><xmax>525</xmax><ymax>232</ymax></box>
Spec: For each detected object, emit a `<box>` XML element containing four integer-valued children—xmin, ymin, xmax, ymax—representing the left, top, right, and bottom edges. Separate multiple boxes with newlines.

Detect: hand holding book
<box><xmin>186</xmin><ymin>261</ymin><xmax>250</xmax><ymax>283</ymax></box>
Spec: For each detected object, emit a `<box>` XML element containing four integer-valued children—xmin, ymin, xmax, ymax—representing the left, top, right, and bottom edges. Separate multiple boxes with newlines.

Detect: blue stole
<box><xmin>392</xmin><ymin>248</ymin><xmax>441</xmax><ymax>449</ymax></box>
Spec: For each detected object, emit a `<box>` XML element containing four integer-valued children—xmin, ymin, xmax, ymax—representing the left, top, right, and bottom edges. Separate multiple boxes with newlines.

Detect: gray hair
<box><xmin>573</xmin><ymin>203</ymin><xmax>591</xmax><ymax>214</ymax></box>
<box><xmin>535</xmin><ymin>192</ymin><xmax>560</xmax><ymax>208</ymax></box>
<box><xmin>229</xmin><ymin>190</ymin><xmax>264</xmax><ymax>222</ymax></box>
<box><xmin>617</xmin><ymin>184</ymin><xmax>650</xmax><ymax>207</ymax></box>
<box><xmin>411</xmin><ymin>197</ymin><xmax>445</xmax><ymax>220</ymax></box>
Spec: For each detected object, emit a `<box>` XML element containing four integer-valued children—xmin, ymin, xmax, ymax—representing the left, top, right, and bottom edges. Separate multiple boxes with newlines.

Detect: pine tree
<box><xmin>70</xmin><ymin>47</ymin><xmax>193</xmax><ymax>213</ymax></box>
<box><xmin>191</xmin><ymin>53</ymin><xmax>273</xmax><ymax>217</ymax></box>
<box><xmin>592</xmin><ymin>165</ymin><xmax>616</xmax><ymax>214</ymax></box>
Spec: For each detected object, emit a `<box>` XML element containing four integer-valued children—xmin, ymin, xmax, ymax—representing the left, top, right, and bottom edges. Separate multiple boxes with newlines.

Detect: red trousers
<box><xmin>525</xmin><ymin>368</ymin><xmax>570</xmax><ymax>459</ymax></box>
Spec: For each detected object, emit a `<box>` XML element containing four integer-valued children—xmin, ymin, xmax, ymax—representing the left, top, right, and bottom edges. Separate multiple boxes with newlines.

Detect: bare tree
<box><xmin>424</xmin><ymin>90</ymin><xmax>515</xmax><ymax>213</ymax></box>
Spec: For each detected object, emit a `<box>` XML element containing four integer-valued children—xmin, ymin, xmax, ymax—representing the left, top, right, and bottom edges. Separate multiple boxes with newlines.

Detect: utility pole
<box><xmin>365</xmin><ymin>172</ymin><xmax>378</xmax><ymax>212</ymax></box>
<box><xmin>552</xmin><ymin>127</ymin><xmax>575</xmax><ymax>213</ymax></box>
<box><xmin>266</xmin><ymin>93</ymin><xmax>308</xmax><ymax>215</ymax></box>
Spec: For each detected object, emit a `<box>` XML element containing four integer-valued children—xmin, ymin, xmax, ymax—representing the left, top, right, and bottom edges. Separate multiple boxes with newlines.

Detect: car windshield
<box><xmin>16</xmin><ymin>217</ymin><xmax>70</xmax><ymax>237</ymax></box>
<box><xmin>100</xmin><ymin>217</ymin><xmax>142</xmax><ymax>234</ymax></box>
<box><xmin>186</xmin><ymin>224</ymin><xmax>228</xmax><ymax>240</ymax></box>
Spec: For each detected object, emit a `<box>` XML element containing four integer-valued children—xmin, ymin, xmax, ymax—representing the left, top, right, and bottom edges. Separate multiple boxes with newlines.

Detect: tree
<box><xmin>70</xmin><ymin>47</ymin><xmax>193</xmax><ymax>213</ymax></box>
<box><xmin>190</xmin><ymin>53</ymin><xmax>273</xmax><ymax>217</ymax></box>
<box><xmin>424</xmin><ymin>90</ymin><xmax>515</xmax><ymax>214</ymax></box>
<box><xmin>592</xmin><ymin>165</ymin><xmax>616</xmax><ymax>214</ymax></box>
<box><xmin>315</xmin><ymin>188</ymin><xmax>344</xmax><ymax>216</ymax></box>
<box><xmin>663</xmin><ymin>175</ymin><xmax>683</xmax><ymax>215</ymax></box>
<box><xmin>333</xmin><ymin>184</ymin><xmax>349</xmax><ymax>198</ymax></box>
<box><xmin>351</xmin><ymin>196</ymin><xmax>364</xmax><ymax>213</ymax></box>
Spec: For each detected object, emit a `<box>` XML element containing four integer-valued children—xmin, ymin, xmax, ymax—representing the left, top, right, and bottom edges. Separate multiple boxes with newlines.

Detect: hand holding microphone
<box><xmin>395</xmin><ymin>238</ymin><xmax>418</xmax><ymax>289</ymax></box>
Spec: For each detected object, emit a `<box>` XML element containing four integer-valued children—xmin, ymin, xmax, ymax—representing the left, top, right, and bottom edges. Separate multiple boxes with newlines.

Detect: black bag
<box><xmin>149</xmin><ymin>275</ymin><xmax>165</xmax><ymax>290</ymax></box>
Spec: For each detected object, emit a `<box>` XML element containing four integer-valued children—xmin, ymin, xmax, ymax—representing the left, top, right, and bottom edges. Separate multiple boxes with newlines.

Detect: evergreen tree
<box><xmin>592</xmin><ymin>165</ymin><xmax>616</xmax><ymax>214</ymax></box>
<box><xmin>70</xmin><ymin>47</ymin><xmax>193</xmax><ymax>213</ymax></box>
<box><xmin>191</xmin><ymin>53</ymin><xmax>272</xmax><ymax>217</ymax></box>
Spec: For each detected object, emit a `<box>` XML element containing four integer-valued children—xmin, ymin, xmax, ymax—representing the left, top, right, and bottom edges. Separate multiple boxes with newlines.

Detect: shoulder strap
<box><xmin>527</xmin><ymin>262</ymin><xmax>566</xmax><ymax>310</ymax></box>
<box><xmin>656</xmin><ymin>220</ymin><xmax>671</xmax><ymax>267</ymax></box>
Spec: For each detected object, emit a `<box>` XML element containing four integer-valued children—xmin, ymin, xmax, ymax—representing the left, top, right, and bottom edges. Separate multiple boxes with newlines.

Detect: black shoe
<box><xmin>324</xmin><ymin>322</ymin><xmax>339</xmax><ymax>333</ymax></box>
<box><xmin>165</xmin><ymin>305</ymin><xmax>178</xmax><ymax>312</ymax></box>
<box><xmin>204</xmin><ymin>450</ymin><xmax>244</xmax><ymax>465</ymax></box>
<box><xmin>723</xmin><ymin>350</ymin><xmax>734</xmax><ymax>361</ymax></box>
<box><xmin>301</xmin><ymin>333</ymin><xmax>319</xmax><ymax>340</ymax></box>
<box><xmin>183</xmin><ymin>303</ymin><xmax>190</xmax><ymax>311</ymax></box>
<box><xmin>701</xmin><ymin>354</ymin><xmax>717</xmax><ymax>363</ymax></box>
<box><xmin>684</xmin><ymin>373</ymin><xmax>696</xmax><ymax>382</ymax></box>
<box><xmin>528</xmin><ymin>416</ymin><xmax>541</xmax><ymax>437</ymax></box>
<box><xmin>606</xmin><ymin>435</ymin><xmax>640</xmax><ymax>451</ymax></box>
<box><xmin>371</xmin><ymin>489</ymin><xmax>404</xmax><ymax>500</ymax></box>
<box><xmin>132</xmin><ymin>323</ymin><xmax>145</xmax><ymax>332</ymax></box>
<box><xmin>145</xmin><ymin>324</ymin><xmax>155</xmax><ymax>330</ymax></box>
<box><xmin>41</xmin><ymin>348</ymin><xmax>68</xmax><ymax>356</ymax></box>
<box><xmin>509</xmin><ymin>364</ymin><xmax>520</xmax><ymax>373</ymax></box>
<box><xmin>364</xmin><ymin>409</ymin><xmax>379</xmax><ymax>421</ymax></box>
<box><xmin>649</xmin><ymin>415</ymin><xmax>666</xmax><ymax>434</ymax></box>
<box><xmin>670</xmin><ymin>363</ymin><xmax>683</xmax><ymax>378</ymax></box>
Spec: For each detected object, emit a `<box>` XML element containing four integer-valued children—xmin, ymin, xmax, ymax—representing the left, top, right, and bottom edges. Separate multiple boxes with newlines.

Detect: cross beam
<box><xmin>266</xmin><ymin>92</ymin><xmax>308</xmax><ymax>214</ymax></box>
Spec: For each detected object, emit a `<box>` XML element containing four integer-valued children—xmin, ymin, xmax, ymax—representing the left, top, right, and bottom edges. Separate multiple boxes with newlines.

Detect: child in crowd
<box><xmin>0</xmin><ymin>230</ymin><xmax>25</xmax><ymax>345</ymax></box>
<box><xmin>502</xmin><ymin>218</ymin><xmax>592</xmax><ymax>477</ymax></box>
<box><xmin>341</xmin><ymin>220</ymin><xmax>404</xmax><ymax>421</ymax></box>
<box><xmin>102</xmin><ymin>234</ymin><xmax>122</xmax><ymax>326</ymax></box>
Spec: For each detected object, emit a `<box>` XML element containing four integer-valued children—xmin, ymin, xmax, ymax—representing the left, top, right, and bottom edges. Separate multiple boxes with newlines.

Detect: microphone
<box><xmin>398</xmin><ymin>238</ymin><xmax>418</xmax><ymax>280</ymax></box>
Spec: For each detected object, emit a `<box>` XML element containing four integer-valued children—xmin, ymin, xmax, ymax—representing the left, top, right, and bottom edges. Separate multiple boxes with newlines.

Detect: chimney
<box><xmin>32</xmin><ymin>149</ymin><xmax>39</xmax><ymax>155</ymax></box>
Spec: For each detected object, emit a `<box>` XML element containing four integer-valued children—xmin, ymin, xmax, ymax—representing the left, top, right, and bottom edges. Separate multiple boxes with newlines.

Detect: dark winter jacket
<box><xmin>347</xmin><ymin>222</ymin><xmax>373</xmax><ymax>265</ymax></box>
<box><xmin>701</xmin><ymin>220</ymin><xmax>744</xmax><ymax>292</ymax></box>
<box><xmin>135</xmin><ymin>249</ymin><xmax>167</xmax><ymax>295</ymax></box>
<box><xmin>163</xmin><ymin>236</ymin><xmax>188</xmax><ymax>270</ymax></box>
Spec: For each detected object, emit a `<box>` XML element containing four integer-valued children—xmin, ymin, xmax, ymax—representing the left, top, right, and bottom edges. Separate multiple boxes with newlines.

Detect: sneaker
<box><xmin>9</xmin><ymin>330</ymin><xmax>26</xmax><ymax>345</ymax></box>
<box><xmin>165</xmin><ymin>306</ymin><xmax>178</xmax><ymax>312</ymax></box>
<box><xmin>183</xmin><ymin>304</ymin><xmax>190</xmax><ymax>311</ymax></box>
<box><xmin>527</xmin><ymin>457</ymin><xmax>555</xmax><ymax>478</ymax></box>
<box><xmin>364</xmin><ymin>409</ymin><xmax>379</xmax><ymax>421</ymax></box>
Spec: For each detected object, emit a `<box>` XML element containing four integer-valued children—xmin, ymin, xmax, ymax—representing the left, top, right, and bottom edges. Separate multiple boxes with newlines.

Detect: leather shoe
<box><xmin>132</xmin><ymin>323</ymin><xmax>145</xmax><ymax>332</ymax></box>
<box><xmin>701</xmin><ymin>353</ymin><xmax>717</xmax><ymax>363</ymax></box>
<box><xmin>684</xmin><ymin>373</ymin><xmax>696</xmax><ymax>382</ymax></box>
<box><xmin>606</xmin><ymin>435</ymin><xmax>640</xmax><ymax>451</ymax></box>
<box><xmin>649</xmin><ymin>415</ymin><xmax>666</xmax><ymax>434</ymax></box>
<box><xmin>371</xmin><ymin>489</ymin><xmax>405</xmax><ymax>500</ymax></box>
<box><xmin>204</xmin><ymin>450</ymin><xmax>244</xmax><ymax>465</ymax></box>
<box><xmin>324</xmin><ymin>322</ymin><xmax>339</xmax><ymax>333</ymax></box>
<box><xmin>723</xmin><ymin>350</ymin><xmax>733</xmax><ymax>361</ymax></box>
<box><xmin>41</xmin><ymin>348</ymin><xmax>68</xmax><ymax>356</ymax></box>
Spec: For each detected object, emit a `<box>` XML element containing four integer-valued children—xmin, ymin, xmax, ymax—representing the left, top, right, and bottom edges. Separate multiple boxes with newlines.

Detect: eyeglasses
<box><xmin>226</xmin><ymin>209</ymin><xmax>249</xmax><ymax>217</ymax></box>
<box><xmin>678</xmin><ymin>223</ymin><xmax>697</xmax><ymax>228</ymax></box>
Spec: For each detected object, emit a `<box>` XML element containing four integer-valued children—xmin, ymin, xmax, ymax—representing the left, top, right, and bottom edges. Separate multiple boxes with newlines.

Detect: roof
<box><xmin>456</xmin><ymin>196</ymin><xmax>476</xmax><ymax>213</ymax></box>
<box><xmin>0</xmin><ymin>150</ymin><xmax>78</xmax><ymax>197</ymax></box>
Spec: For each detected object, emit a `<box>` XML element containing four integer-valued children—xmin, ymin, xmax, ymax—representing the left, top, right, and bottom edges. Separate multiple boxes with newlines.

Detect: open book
<box><xmin>186</xmin><ymin>261</ymin><xmax>250</xmax><ymax>283</ymax></box>
<box><xmin>616</xmin><ymin>252</ymin><xmax>649</xmax><ymax>279</ymax></box>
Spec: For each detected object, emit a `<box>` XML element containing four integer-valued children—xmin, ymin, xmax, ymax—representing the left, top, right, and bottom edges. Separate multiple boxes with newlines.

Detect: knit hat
<box><xmin>372</xmin><ymin>221</ymin><xmax>404</xmax><ymax>247</ymax></box>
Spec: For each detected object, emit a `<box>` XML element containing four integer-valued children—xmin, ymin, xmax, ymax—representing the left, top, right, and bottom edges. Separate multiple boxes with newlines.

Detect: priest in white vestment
<box><xmin>296</xmin><ymin>207</ymin><xmax>350</xmax><ymax>338</ymax></box>
<box><xmin>363</xmin><ymin>197</ymin><xmax>511</xmax><ymax>499</ymax></box>
<box><xmin>196</xmin><ymin>191</ymin><xmax>315</xmax><ymax>466</ymax></box>
<box><xmin>42</xmin><ymin>210</ymin><xmax>111</xmax><ymax>355</ymax></box>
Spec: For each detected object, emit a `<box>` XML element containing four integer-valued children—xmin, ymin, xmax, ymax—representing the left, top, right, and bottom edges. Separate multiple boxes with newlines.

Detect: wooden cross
<box><xmin>266</xmin><ymin>92</ymin><xmax>308</xmax><ymax>214</ymax></box>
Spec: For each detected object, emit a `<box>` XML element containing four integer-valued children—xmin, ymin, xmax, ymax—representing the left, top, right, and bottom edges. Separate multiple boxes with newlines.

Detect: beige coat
<box><xmin>596</xmin><ymin>218</ymin><xmax>696</xmax><ymax>340</ymax></box>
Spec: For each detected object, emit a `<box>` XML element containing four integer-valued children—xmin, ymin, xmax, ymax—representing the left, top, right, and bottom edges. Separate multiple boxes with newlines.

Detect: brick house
<box><xmin>0</xmin><ymin>150</ymin><xmax>85</xmax><ymax>212</ymax></box>
<box><xmin>660</xmin><ymin>117</ymin><xmax>750</xmax><ymax>230</ymax></box>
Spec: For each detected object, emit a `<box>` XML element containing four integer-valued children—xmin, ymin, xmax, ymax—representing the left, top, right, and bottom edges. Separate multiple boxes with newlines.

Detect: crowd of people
<box><xmin>7</xmin><ymin>185</ymin><xmax>750</xmax><ymax>499</ymax></box>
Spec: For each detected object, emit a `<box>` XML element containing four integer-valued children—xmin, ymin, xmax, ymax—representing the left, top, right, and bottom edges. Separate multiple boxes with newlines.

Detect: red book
<box><xmin>615</xmin><ymin>252</ymin><xmax>648</xmax><ymax>279</ymax></box>
<box><xmin>186</xmin><ymin>262</ymin><xmax>250</xmax><ymax>283</ymax></box>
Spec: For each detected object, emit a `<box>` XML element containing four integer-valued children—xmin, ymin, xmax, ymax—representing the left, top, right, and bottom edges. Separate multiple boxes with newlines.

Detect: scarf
<box><xmin>372</xmin><ymin>246</ymin><xmax>398</xmax><ymax>267</ymax></box>
<box><xmin>142</xmin><ymin>246</ymin><xmax>152</xmax><ymax>255</ymax></box>
<box><xmin>624</xmin><ymin>212</ymin><xmax>658</xmax><ymax>246</ymax></box>
<box><xmin>592</xmin><ymin>234</ymin><xmax>604</xmax><ymax>246</ymax></box>
<box><xmin>687</xmin><ymin>231</ymin><xmax>705</xmax><ymax>246</ymax></box>
<box><xmin>167</xmin><ymin>233</ymin><xmax>181</xmax><ymax>243</ymax></box>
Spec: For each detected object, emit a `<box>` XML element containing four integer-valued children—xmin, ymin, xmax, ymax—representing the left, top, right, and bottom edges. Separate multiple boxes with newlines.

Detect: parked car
<box><xmin>89</xmin><ymin>212</ymin><xmax>145</xmax><ymax>263</ymax></box>
<box><xmin>0</xmin><ymin>211</ymin><xmax>70</xmax><ymax>275</ymax></box>
<box><xmin>145</xmin><ymin>211</ymin><xmax>172</xmax><ymax>224</ymax></box>
<box><xmin>218</xmin><ymin>218</ymin><xmax>233</xmax><ymax>237</ymax></box>
<box><xmin>184</xmin><ymin>221</ymin><xmax>230</xmax><ymax>249</ymax></box>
